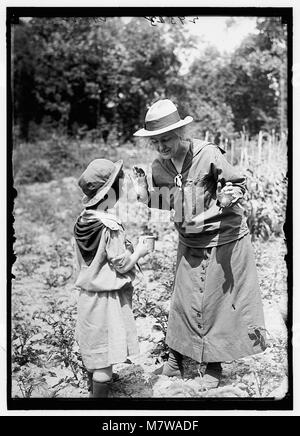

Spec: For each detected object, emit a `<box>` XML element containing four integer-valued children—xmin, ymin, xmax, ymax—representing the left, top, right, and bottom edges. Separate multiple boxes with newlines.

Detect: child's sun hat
<box><xmin>133</xmin><ymin>99</ymin><xmax>193</xmax><ymax>137</ymax></box>
<box><xmin>78</xmin><ymin>159</ymin><xmax>123</xmax><ymax>207</ymax></box>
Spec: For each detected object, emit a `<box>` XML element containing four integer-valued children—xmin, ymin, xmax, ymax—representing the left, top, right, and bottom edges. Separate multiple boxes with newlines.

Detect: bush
<box><xmin>43</xmin><ymin>134</ymin><xmax>81</xmax><ymax>172</ymax></box>
<box><xmin>243</xmin><ymin>168</ymin><xmax>287</xmax><ymax>240</ymax></box>
<box><xmin>16</xmin><ymin>158</ymin><xmax>53</xmax><ymax>184</ymax></box>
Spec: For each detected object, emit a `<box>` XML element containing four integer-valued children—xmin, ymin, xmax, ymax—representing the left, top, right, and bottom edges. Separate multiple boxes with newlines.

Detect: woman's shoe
<box><xmin>162</xmin><ymin>349</ymin><xmax>184</xmax><ymax>378</ymax></box>
<box><xmin>201</xmin><ymin>362</ymin><xmax>222</xmax><ymax>389</ymax></box>
<box><xmin>112</xmin><ymin>373</ymin><xmax>120</xmax><ymax>382</ymax></box>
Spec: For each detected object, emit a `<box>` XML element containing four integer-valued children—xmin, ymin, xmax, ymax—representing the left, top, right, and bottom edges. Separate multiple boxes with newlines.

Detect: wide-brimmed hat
<box><xmin>133</xmin><ymin>99</ymin><xmax>193</xmax><ymax>137</ymax></box>
<box><xmin>78</xmin><ymin>159</ymin><xmax>123</xmax><ymax>207</ymax></box>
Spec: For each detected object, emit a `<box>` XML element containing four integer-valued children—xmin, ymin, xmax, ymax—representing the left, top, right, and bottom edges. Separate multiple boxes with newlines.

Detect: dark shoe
<box><xmin>87</xmin><ymin>371</ymin><xmax>93</xmax><ymax>393</ymax></box>
<box><xmin>88</xmin><ymin>371</ymin><xmax>119</xmax><ymax>393</ymax></box>
<box><xmin>162</xmin><ymin>364</ymin><xmax>183</xmax><ymax>378</ymax></box>
<box><xmin>111</xmin><ymin>373</ymin><xmax>120</xmax><ymax>382</ymax></box>
<box><xmin>155</xmin><ymin>349</ymin><xmax>184</xmax><ymax>378</ymax></box>
<box><xmin>91</xmin><ymin>380</ymin><xmax>110</xmax><ymax>398</ymax></box>
<box><xmin>201</xmin><ymin>362</ymin><xmax>222</xmax><ymax>389</ymax></box>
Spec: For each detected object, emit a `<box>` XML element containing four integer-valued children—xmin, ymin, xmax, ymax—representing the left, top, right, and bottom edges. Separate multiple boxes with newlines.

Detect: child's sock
<box><xmin>88</xmin><ymin>370</ymin><xmax>118</xmax><ymax>395</ymax></box>
<box><xmin>162</xmin><ymin>349</ymin><xmax>184</xmax><ymax>378</ymax></box>
<box><xmin>90</xmin><ymin>366</ymin><xmax>112</xmax><ymax>398</ymax></box>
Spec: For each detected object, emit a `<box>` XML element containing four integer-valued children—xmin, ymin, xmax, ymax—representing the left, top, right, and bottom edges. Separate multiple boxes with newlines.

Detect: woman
<box><xmin>132</xmin><ymin>99</ymin><xmax>266</xmax><ymax>389</ymax></box>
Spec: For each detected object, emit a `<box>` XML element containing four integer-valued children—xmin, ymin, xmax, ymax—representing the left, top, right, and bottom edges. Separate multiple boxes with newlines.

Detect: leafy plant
<box><xmin>11</xmin><ymin>140</ymin><xmax>288</xmax><ymax>398</ymax></box>
<box><xmin>15</xmin><ymin>158</ymin><xmax>53</xmax><ymax>184</ymax></box>
<box><xmin>16</xmin><ymin>366</ymin><xmax>47</xmax><ymax>398</ymax></box>
<box><xmin>34</xmin><ymin>301</ymin><xmax>85</xmax><ymax>382</ymax></box>
<box><xmin>243</xmin><ymin>167</ymin><xmax>287</xmax><ymax>240</ymax></box>
<box><xmin>12</xmin><ymin>317</ymin><xmax>44</xmax><ymax>368</ymax></box>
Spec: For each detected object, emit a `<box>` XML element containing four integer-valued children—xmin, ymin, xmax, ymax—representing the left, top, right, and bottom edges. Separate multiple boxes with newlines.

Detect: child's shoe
<box><xmin>88</xmin><ymin>368</ymin><xmax>114</xmax><ymax>397</ymax></box>
<box><xmin>91</xmin><ymin>380</ymin><xmax>110</xmax><ymax>398</ymax></box>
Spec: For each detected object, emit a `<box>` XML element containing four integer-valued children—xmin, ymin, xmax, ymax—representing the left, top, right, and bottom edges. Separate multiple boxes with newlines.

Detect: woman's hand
<box><xmin>130</xmin><ymin>166</ymin><xmax>149</xmax><ymax>203</ymax></box>
<box><xmin>217</xmin><ymin>182</ymin><xmax>242</xmax><ymax>208</ymax></box>
<box><xmin>133</xmin><ymin>166</ymin><xmax>146</xmax><ymax>178</ymax></box>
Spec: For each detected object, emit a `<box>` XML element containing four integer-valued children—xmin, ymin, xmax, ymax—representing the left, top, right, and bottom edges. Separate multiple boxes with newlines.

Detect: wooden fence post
<box><xmin>258</xmin><ymin>130</ymin><xmax>262</xmax><ymax>165</ymax></box>
<box><xmin>267</xmin><ymin>132</ymin><xmax>272</xmax><ymax>166</ymax></box>
<box><xmin>231</xmin><ymin>139</ymin><xmax>235</xmax><ymax>165</ymax></box>
<box><xmin>240</xmin><ymin>146</ymin><xmax>244</xmax><ymax>168</ymax></box>
<box><xmin>271</xmin><ymin>129</ymin><xmax>276</xmax><ymax>161</ymax></box>
<box><xmin>240</xmin><ymin>130</ymin><xmax>245</xmax><ymax>167</ymax></box>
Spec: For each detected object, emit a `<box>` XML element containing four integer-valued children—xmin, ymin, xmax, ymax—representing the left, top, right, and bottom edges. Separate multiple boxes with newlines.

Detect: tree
<box><xmin>183</xmin><ymin>46</ymin><xmax>235</xmax><ymax>137</ymax></box>
<box><xmin>12</xmin><ymin>17</ymin><xmax>194</xmax><ymax>141</ymax></box>
<box><xmin>223</xmin><ymin>17</ymin><xmax>287</xmax><ymax>135</ymax></box>
<box><xmin>12</xmin><ymin>21</ymin><xmax>38</xmax><ymax>140</ymax></box>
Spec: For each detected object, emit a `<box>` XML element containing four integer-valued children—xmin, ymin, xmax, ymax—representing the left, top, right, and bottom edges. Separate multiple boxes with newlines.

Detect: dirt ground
<box><xmin>11</xmin><ymin>172</ymin><xmax>289</xmax><ymax>400</ymax></box>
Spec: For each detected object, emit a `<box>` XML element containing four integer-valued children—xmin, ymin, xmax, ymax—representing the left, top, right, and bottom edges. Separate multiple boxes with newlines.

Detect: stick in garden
<box><xmin>225</xmin><ymin>137</ymin><xmax>228</xmax><ymax>153</ymax></box>
<box><xmin>268</xmin><ymin>133</ymin><xmax>272</xmax><ymax>168</ymax></box>
<box><xmin>258</xmin><ymin>130</ymin><xmax>262</xmax><ymax>165</ymax></box>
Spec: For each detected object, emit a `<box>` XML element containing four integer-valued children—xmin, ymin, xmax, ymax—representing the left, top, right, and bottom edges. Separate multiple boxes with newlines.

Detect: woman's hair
<box><xmin>173</xmin><ymin>126</ymin><xmax>191</xmax><ymax>141</ymax></box>
<box><xmin>143</xmin><ymin>125</ymin><xmax>192</xmax><ymax>149</ymax></box>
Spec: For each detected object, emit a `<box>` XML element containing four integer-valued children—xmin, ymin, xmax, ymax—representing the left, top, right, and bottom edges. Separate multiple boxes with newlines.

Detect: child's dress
<box><xmin>73</xmin><ymin>211</ymin><xmax>139</xmax><ymax>372</ymax></box>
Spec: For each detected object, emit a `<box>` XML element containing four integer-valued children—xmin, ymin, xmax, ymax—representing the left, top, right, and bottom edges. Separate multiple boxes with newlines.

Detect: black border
<box><xmin>7</xmin><ymin>6</ymin><xmax>293</xmax><ymax>411</ymax></box>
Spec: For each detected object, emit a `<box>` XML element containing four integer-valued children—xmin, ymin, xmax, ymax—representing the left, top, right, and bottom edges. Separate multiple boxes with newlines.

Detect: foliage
<box><xmin>243</xmin><ymin>167</ymin><xmax>287</xmax><ymax>240</ymax></box>
<box><xmin>12</xmin><ymin>299</ymin><xmax>87</xmax><ymax>397</ymax></box>
<box><xmin>12</xmin><ymin>22</ymin><xmax>38</xmax><ymax>141</ymax></box>
<box><xmin>221</xmin><ymin>17</ymin><xmax>287</xmax><ymax>134</ymax></box>
<box><xmin>12</xmin><ymin>17</ymin><xmax>287</xmax><ymax>141</ymax></box>
<box><xmin>13</xmin><ymin>17</ymin><xmax>194</xmax><ymax>142</ymax></box>
<box><xmin>184</xmin><ymin>46</ymin><xmax>235</xmax><ymax>137</ymax></box>
<box><xmin>15</xmin><ymin>158</ymin><xmax>53</xmax><ymax>184</ymax></box>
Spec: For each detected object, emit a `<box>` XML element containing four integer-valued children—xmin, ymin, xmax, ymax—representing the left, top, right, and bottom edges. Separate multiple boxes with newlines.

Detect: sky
<box><xmin>185</xmin><ymin>16</ymin><xmax>258</xmax><ymax>53</ymax></box>
<box><xmin>162</xmin><ymin>16</ymin><xmax>259</xmax><ymax>74</ymax></box>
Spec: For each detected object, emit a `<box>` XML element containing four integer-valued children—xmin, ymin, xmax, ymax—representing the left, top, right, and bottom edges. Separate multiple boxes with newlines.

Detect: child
<box><xmin>73</xmin><ymin>158</ymin><xmax>150</xmax><ymax>397</ymax></box>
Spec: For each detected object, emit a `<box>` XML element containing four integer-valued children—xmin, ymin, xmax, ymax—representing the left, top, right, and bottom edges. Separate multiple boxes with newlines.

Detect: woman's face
<box><xmin>149</xmin><ymin>131</ymin><xmax>181</xmax><ymax>160</ymax></box>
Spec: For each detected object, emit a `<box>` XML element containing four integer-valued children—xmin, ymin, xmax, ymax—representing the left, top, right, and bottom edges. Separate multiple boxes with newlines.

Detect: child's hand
<box><xmin>135</xmin><ymin>236</ymin><xmax>151</xmax><ymax>258</ymax></box>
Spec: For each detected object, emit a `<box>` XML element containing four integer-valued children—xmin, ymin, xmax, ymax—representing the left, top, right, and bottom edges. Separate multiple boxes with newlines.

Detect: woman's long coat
<box><xmin>148</xmin><ymin>140</ymin><xmax>266</xmax><ymax>362</ymax></box>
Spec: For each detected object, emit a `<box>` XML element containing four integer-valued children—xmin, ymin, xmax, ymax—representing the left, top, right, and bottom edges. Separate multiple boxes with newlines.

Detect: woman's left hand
<box><xmin>217</xmin><ymin>182</ymin><xmax>241</xmax><ymax>208</ymax></box>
